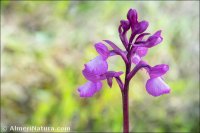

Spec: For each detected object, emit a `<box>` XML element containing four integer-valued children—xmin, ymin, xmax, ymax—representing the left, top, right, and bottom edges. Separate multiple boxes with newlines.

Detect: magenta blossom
<box><xmin>78</xmin><ymin>43</ymin><xmax>124</xmax><ymax>97</ymax></box>
<box><xmin>77</xmin><ymin>8</ymin><xmax>170</xmax><ymax>132</ymax></box>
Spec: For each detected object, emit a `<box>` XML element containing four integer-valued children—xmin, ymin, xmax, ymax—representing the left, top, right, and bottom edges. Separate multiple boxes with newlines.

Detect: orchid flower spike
<box><xmin>77</xmin><ymin>9</ymin><xmax>170</xmax><ymax>132</ymax></box>
<box><xmin>78</xmin><ymin>9</ymin><xmax>170</xmax><ymax>97</ymax></box>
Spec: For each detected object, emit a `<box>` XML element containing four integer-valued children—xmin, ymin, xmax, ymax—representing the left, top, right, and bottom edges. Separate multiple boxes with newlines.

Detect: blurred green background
<box><xmin>1</xmin><ymin>1</ymin><xmax>199</xmax><ymax>132</ymax></box>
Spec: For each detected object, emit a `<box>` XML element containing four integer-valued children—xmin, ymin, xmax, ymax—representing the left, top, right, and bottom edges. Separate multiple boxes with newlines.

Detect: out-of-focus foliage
<box><xmin>1</xmin><ymin>1</ymin><xmax>199</xmax><ymax>132</ymax></box>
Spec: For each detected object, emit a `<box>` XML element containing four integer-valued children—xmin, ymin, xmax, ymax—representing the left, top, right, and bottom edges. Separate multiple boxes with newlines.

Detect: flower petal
<box><xmin>105</xmin><ymin>71</ymin><xmax>123</xmax><ymax>77</ymax></box>
<box><xmin>120</xmin><ymin>20</ymin><xmax>130</xmax><ymax>32</ymax></box>
<box><xmin>136</xmin><ymin>47</ymin><xmax>148</xmax><ymax>57</ymax></box>
<box><xmin>146</xmin><ymin>36</ymin><xmax>163</xmax><ymax>48</ymax></box>
<box><xmin>154</xmin><ymin>30</ymin><xmax>162</xmax><ymax>36</ymax></box>
<box><xmin>103</xmin><ymin>40</ymin><xmax>122</xmax><ymax>51</ymax></box>
<box><xmin>132</xmin><ymin>20</ymin><xmax>149</xmax><ymax>34</ymax></box>
<box><xmin>127</xmin><ymin>8</ymin><xmax>138</xmax><ymax>24</ymax></box>
<box><xmin>95</xmin><ymin>42</ymin><xmax>109</xmax><ymax>60</ymax></box>
<box><xmin>145</xmin><ymin>30</ymin><xmax>163</xmax><ymax>48</ymax></box>
<box><xmin>82</xmin><ymin>56</ymin><xmax>108</xmax><ymax>82</ymax></box>
<box><xmin>149</xmin><ymin>64</ymin><xmax>169</xmax><ymax>78</ymax></box>
<box><xmin>135</xmin><ymin>33</ymin><xmax>150</xmax><ymax>42</ymax></box>
<box><xmin>133</xmin><ymin>30</ymin><xmax>163</xmax><ymax>48</ymax></box>
<box><xmin>101</xmin><ymin>71</ymin><xmax>123</xmax><ymax>88</ymax></box>
<box><xmin>131</xmin><ymin>54</ymin><xmax>141</xmax><ymax>64</ymax></box>
<box><xmin>103</xmin><ymin>40</ymin><xmax>128</xmax><ymax>63</ymax></box>
<box><xmin>99</xmin><ymin>71</ymin><xmax>123</xmax><ymax>81</ymax></box>
<box><xmin>78</xmin><ymin>81</ymin><xmax>102</xmax><ymax>97</ymax></box>
<box><xmin>95</xmin><ymin>81</ymin><xmax>102</xmax><ymax>92</ymax></box>
<box><xmin>146</xmin><ymin>77</ymin><xmax>170</xmax><ymax>97</ymax></box>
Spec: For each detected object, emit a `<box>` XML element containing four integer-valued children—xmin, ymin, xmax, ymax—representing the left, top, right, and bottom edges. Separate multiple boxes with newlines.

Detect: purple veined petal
<box><xmin>82</xmin><ymin>67</ymin><xmax>101</xmax><ymax>82</ymax></box>
<box><xmin>84</xmin><ymin>56</ymin><xmax>108</xmax><ymax>75</ymax></box>
<box><xmin>135</xmin><ymin>33</ymin><xmax>150</xmax><ymax>42</ymax></box>
<box><xmin>149</xmin><ymin>64</ymin><xmax>169</xmax><ymax>78</ymax></box>
<box><xmin>146</xmin><ymin>36</ymin><xmax>163</xmax><ymax>48</ymax></box>
<box><xmin>132</xmin><ymin>20</ymin><xmax>149</xmax><ymax>34</ymax></box>
<box><xmin>103</xmin><ymin>40</ymin><xmax>122</xmax><ymax>51</ymax></box>
<box><xmin>127</xmin><ymin>8</ymin><xmax>138</xmax><ymax>24</ymax></box>
<box><xmin>77</xmin><ymin>81</ymin><xmax>102</xmax><ymax>97</ymax></box>
<box><xmin>95</xmin><ymin>42</ymin><xmax>109</xmax><ymax>60</ymax></box>
<box><xmin>133</xmin><ymin>36</ymin><xmax>163</xmax><ymax>48</ymax></box>
<box><xmin>145</xmin><ymin>30</ymin><xmax>163</xmax><ymax>48</ymax></box>
<box><xmin>137</xmin><ymin>21</ymin><xmax>149</xmax><ymax>33</ymax></box>
<box><xmin>131</xmin><ymin>54</ymin><xmax>141</xmax><ymax>64</ymax></box>
<box><xmin>146</xmin><ymin>77</ymin><xmax>170</xmax><ymax>97</ymax></box>
<box><xmin>136</xmin><ymin>47</ymin><xmax>148</xmax><ymax>57</ymax></box>
<box><xmin>82</xmin><ymin>56</ymin><xmax>108</xmax><ymax>82</ymax></box>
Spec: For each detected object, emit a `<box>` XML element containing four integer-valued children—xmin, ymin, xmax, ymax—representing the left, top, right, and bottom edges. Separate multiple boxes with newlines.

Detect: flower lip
<box><xmin>146</xmin><ymin>77</ymin><xmax>170</xmax><ymax>97</ymax></box>
<box><xmin>82</xmin><ymin>68</ymin><xmax>100</xmax><ymax>82</ymax></box>
<box><xmin>82</xmin><ymin>56</ymin><xmax>108</xmax><ymax>82</ymax></box>
<box><xmin>78</xmin><ymin>81</ymin><xmax>102</xmax><ymax>97</ymax></box>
